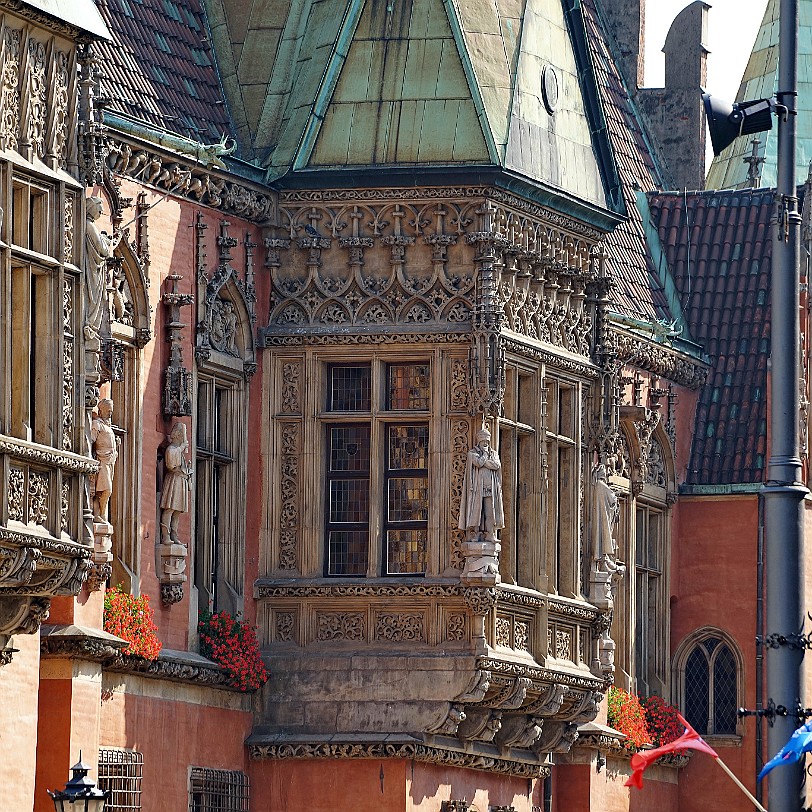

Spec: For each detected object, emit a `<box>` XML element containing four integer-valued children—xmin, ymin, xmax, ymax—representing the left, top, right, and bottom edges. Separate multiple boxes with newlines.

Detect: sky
<box><xmin>644</xmin><ymin>0</ymin><xmax>768</xmax><ymax>101</ymax></box>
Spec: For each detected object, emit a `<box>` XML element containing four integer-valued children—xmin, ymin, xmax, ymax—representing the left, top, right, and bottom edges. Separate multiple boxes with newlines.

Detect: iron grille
<box><xmin>189</xmin><ymin>767</ymin><xmax>249</xmax><ymax>812</ymax></box>
<box><xmin>98</xmin><ymin>748</ymin><xmax>143</xmax><ymax>812</ymax></box>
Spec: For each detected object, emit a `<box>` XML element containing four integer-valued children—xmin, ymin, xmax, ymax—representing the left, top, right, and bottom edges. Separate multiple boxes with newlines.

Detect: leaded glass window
<box><xmin>682</xmin><ymin>635</ymin><xmax>739</xmax><ymax>735</ymax></box>
<box><xmin>635</xmin><ymin>504</ymin><xmax>663</xmax><ymax>696</ymax></box>
<box><xmin>324</xmin><ymin>362</ymin><xmax>430</xmax><ymax>577</ymax></box>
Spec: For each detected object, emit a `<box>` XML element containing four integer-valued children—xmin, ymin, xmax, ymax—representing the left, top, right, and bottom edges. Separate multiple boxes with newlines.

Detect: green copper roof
<box><xmin>206</xmin><ymin>0</ymin><xmax>607</xmax><ymax>206</ymax></box>
<box><xmin>706</xmin><ymin>0</ymin><xmax>812</xmax><ymax>190</ymax></box>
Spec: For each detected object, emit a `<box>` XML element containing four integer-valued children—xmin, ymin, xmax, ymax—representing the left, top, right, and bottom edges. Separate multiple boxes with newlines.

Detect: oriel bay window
<box><xmin>325</xmin><ymin>362</ymin><xmax>430</xmax><ymax>577</ymax></box>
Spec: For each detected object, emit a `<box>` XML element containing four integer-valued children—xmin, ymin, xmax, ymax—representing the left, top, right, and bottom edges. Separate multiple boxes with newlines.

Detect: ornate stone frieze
<box><xmin>477</xmin><ymin>657</ymin><xmax>605</xmax><ymax>691</ymax></box>
<box><xmin>102</xmin><ymin>651</ymin><xmax>248</xmax><ymax>692</ymax></box>
<box><xmin>247</xmin><ymin>739</ymin><xmax>549</xmax><ymax>779</ymax></box>
<box><xmin>613</xmin><ymin>329</ymin><xmax>709</xmax><ymax>389</ymax></box>
<box><xmin>254</xmin><ymin>582</ymin><xmax>462</xmax><ymax>600</ymax></box>
<box><xmin>107</xmin><ymin>137</ymin><xmax>276</xmax><ymax>223</ymax></box>
<box><xmin>260</xmin><ymin>331</ymin><xmax>470</xmax><ymax>348</ymax></box>
<box><xmin>502</xmin><ymin>336</ymin><xmax>598</xmax><ymax>379</ymax></box>
<box><xmin>0</xmin><ymin>436</ymin><xmax>99</xmax><ymax>475</ymax></box>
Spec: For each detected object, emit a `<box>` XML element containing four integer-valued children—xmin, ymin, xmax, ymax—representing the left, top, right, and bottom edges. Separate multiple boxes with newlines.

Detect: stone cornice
<box><xmin>612</xmin><ymin>327</ymin><xmax>709</xmax><ymax>389</ymax></box>
<box><xmin>247</xmin><ymin>736</ymin><xmax>550</xmax><ymax>779</ymax></box>
<box><xmin>258</xmin><ymin>331</ymin><xmax>471</xmax><ymax>348</ymax></box>
<box><xmin>478</xmin><ymin>657</ymin><xmax>605</xmax><ymax>691</ymax></box>
<box><xmin>0</xmin><ymin>435</ymin><xmax>99</xmax><ymax>475</ymax></box>
<box><xmin>105</xmin><ymin>651</ymin><xmax>246</xmax><ymax>692</ymax></box>
<box><xmin>106</xmin><ymin>132</ymin><xmax>276</xmax><ymax>224</ymax></box>
<box><xmin>502</xmin><ymin>336</ymin><xmax>599</xmax><ymax>379</ymax></box>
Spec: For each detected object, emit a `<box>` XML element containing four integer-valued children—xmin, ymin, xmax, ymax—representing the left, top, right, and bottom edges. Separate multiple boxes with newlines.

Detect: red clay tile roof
<box><xmin>94</xmin><ymin>0</ymin><xmax>231</xmax><ymax>144</ymax></box>
<box><xmin>582</xmin><ymin>0</ymin><xmax>674</xmax><ymax>323</ymax></box>
<box><xmin>648</xmin><ymin>188</ymin><xmax>774</xmax><ymax>485</ymax></box>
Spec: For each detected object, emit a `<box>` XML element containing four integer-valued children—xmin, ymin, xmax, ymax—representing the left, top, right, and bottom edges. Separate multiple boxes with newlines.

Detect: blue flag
<box><xmin>758</xmin><ymin>720</ymin><xmax>812</xmax><ymax>781</ymax></box>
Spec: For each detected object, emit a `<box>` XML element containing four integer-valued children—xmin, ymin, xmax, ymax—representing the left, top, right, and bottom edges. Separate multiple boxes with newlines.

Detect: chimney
<box><xmin>600</xmin><ymin>0</ymin><xmax>645</xmax><ymax>89</ymax></box>
<box><xmin>637</xmin><ymin>1</ymin><xmax>710</xmax><ymax>190</ymax></box>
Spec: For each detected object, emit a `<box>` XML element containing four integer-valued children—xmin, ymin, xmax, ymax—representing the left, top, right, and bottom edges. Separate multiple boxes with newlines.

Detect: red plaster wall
<box><xmin>672</xmin><ymin>495</ymin><xmax>760</xmax><ymax>812</ymax></box>
<box><xmin>100</xmin><ymin>690</ymin><xmax>252</xmax><ymax>810</ymax></box>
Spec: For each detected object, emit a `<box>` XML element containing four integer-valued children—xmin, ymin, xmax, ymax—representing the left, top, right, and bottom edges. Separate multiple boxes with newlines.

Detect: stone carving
<box><xmin>90</xmin><ymin>399</ymin><xmax>118</xmax><ymax>522</ymax></box>
<box><xmin>496</xmin><ymin>616</ymin><xmax>511</xmax><ymax>648</ymax></box>
<box><xmin>209</xmin><ymin>298</ymin><xmax>239</xmax><ymax>355</ymax></box>
<box><xmin>278</xmin><ymin>423</ymin><xmax>299</xmax><ymax>571</ymax></box>
<box><xmin>0</xmin><ymin>596</ymin><xmax>50</xmax><ymax>639</ymax></box>
<box><xmin>108</xmin><ymin>138</ymin><xmax>275</xmax><ymax>223</ymax></box>
<box><xmin>8</xmin><ymin>467</ymin><xmax>24</xmax><ymax>522</ymax></box>
<box><xmin>84</xmin><ymin>197</ymin><xmax>115</xmax><ymax>378</ymax></box>
<box><xmin>454</xmin><ymin>668</ymin><xmax>491</xmax><ymax>703</ymax></box>
<box><xmin>0</xmin><ymin>27</ymin><xmax>21</xmax><ymax>151</ymax></box>
<box><xmin>614</xmin><ymin>330</ymin><xmax>709</xmax><ymax>389</ymax></box>
<box><xmin>515</xmin><ymin>620</ymin><xmax>530</xmax><ymax>652</ymax></box>
<box><xmin>159</xmin><ymin>424</ymin><xmax>192</xmax><ymax>603</ymax></box>
<box><xmin>449</xmin><ymin>358</ymin><xmax>470</xmax><ymax>412</ymax></box>
<box><xmin>495</xmin><ymin>716</ymin><xmax>544</xmax><ymax>749</ymax></box>
<box><xmin>457</xmin><ymin>709</ymin><xmax>502</xmax><ymax>742</ymax></box>
<box><xmin>426</xmin><ymin>704</ymin><xmax>466</xmax><ymax>736</ymax></box>
<box><xmin>458</xmin><ymin>426</ymin><xmax>503</xmax><ymax>585</ymax></box>
<box><xmin>28</xmin><ymin>471</ymin><xmax>48</xmax><ymax>527</ymax></box>
<box><xmin>162</xmin><ymin>274</ymin><xmax>194</xmax><ymax>416</ymax></box>
<box><xmin>62</xmin><ymin>277</ymin><xmax>75</xmax><ymax>452</ymax></box>
<box><xmin>196</xmin><ymin>221</ymin><xmax>255</xmax><ymax>377</ymax></box>
<box><xmin>85</xmin><ymin>562</ymin><xmax>112</xmax><ymax>593</ymax></box>
<box><xmin>249</xmin><ymin>740</ymin><xmax>549</xmax><ymax>779</ymax></box>
<box><xmin>275</xmin><ymin>612</ymin><xmax>294</xmax><ymax>643</ymax></box>
<box><xmin>445</xmin><ymin>613</ymin><xmax>466</xmax><ymax>641</ymax></box>
<box><xmin>160</xmin><ymin>424</ymin><xmax>192</xmax><ymax>544</ymax></box>
<box><xmin>280</xmin><ymin>361</ymin><xmax>302</xmax><ymax>414</ymax></box>
<box><xmin>24</xmin><ymin>37</ymin><xmax>46</xmax><ymax>158</ymax></box>
<box><xmin>374</xmin><ymin>613</ymin><xmax>426</xmax><ymax>642</ymax></box>
<box><xmin>555</xmin><ymin>630</ymin><xmax>571</xmax><ymax>661</ymax></box>
<box><xmin>448</xmin><ymin>419</ymin><xmax>469</xmax><ymax>569</ymax></box>
<box><xmin>646</xmin><ymin>440</ymin><xmax>667</xmax><ymax>488</ymax></box>
<box><xmin>317</xmin><ymin>612</ymin><xmax>365</xmax><ymax>641</ymax></box>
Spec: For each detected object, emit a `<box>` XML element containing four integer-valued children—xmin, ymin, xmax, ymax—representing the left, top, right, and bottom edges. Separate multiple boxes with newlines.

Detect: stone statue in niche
<box><xmin>90</xmin><ymin>398</ymin><xmax>119</xmax><ymax>521</ymax></box>
<box><xmin>160</xmin><ymin>423</ymin><xmax>192</xmax><ymax>544</ymax></box>
<box><xmin>591</xmin><ymin>462</ymin><xmax>619</xmax><ymax>565</ymax></box>
<box><xmin>209</xmin><ymin>298</ymin><xmax>239</xmax><ymax>356</ymax></box>
<box><xmin>458</xmin><ymin>426</ymin><xmax>503</xmax><ymax>585</ymax></box>
<box><xmin>84</xmin><ymin>196</ymin><xmax>114</xmax><ymax>338</ymax></box>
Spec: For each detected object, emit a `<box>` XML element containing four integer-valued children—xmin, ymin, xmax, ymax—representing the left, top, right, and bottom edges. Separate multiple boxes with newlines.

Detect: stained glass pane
<box><xmin>387</xmin><ymin>529</ymin><xmax>427</xmax><ymax>574</ymax></box>
<box><xmin>329</xmin><ymin>365</ymin><xmax>371</xmax><ymax>411</ymax></box>
<box><xmin>714</xmin><ymin>645</ymin><xmax>738</xmax><ymax>734</ymax></box>
<box><xmin>685</xmin><ymin>646</ymin><xmax>710</xmax><ymax>734</ymax></box>
<box><xmin>387</xmin><ymin>363</ymin><xmax>430</xmax><ymax>410</ymax></box>
<box><xmin>388</xmin><ymin>425</ymin><xmax>429</xmax><ymax>470</ymax></box>
<box><xmin>329</xmin><ymin>426</ymin><xmax>370</xmax><ymax>472</ymax></box>
<box><xmin>329</xmin><ymin>479</ymin><xmax>369</xmax><ymax>523</ymax></box>
<box><xmin>328</xmin><ymin>531</ymin><xmax>368</xmax><ymax>575</ymax></box>
<box><xmin>388</xmin><ymin>477</ymin><xmax>429</xmax><ymax>521</ymax></box>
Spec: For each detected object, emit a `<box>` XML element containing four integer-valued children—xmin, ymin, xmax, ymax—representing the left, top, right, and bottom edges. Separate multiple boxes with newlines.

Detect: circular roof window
<box><xmin>542</xmin><ymin>64</ymin><xmax>559</xmax><ymax>115</ymax></box>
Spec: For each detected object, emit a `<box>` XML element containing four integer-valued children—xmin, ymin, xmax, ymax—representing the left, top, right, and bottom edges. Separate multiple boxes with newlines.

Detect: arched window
<box><xmin>675</xmin><ymin>630</ymin><xmax>742</xmax><ymax>736</ymax></box>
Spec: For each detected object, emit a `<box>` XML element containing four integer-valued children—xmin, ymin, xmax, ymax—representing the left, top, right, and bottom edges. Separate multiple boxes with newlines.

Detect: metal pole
<box><xmin>764</xmin><ymin>0</ymin><xmax>807</xmax><ymax>809</ymax></box>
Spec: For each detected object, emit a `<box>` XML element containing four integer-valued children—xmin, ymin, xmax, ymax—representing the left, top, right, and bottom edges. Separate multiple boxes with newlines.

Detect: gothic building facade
<box><xmin>0</xmin><ymin>0</ymin><xmax>797</xmax><ymax>811</ymax></box>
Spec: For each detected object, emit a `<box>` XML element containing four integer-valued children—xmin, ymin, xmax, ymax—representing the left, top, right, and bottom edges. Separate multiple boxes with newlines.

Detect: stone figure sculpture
<box><xmin>591</xmin><ymin>462</ymin><xmax>619</xmax><ymax>565</ymax></box>
<box><xmin>458</xmin><ymin>426</ymin><xmax>503</xmax><ymax>585</ymax></box>
<box><xmin>458</xmin><ymin>426</ymin><xmax>504</xmax><ymax>542</ymax></box>
<box><xmin>84</xmin><ymin>196</ymin><xmax>113</xmax><ymax>338</ymax></box>
<box><xmin>160</xmin><ymin>422</ymin><xmax>192</xmax><ymax>543</ymax></box>
<box><xmin>90</xmin><ymin>398</ymin><xmax>118</xmax><ymax>521</ymax></box>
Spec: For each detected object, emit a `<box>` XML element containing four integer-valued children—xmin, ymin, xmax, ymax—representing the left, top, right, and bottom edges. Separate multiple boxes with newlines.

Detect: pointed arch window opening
<box><xmin>682</xmin><ymin>636</ymin><xmax>739</xmax><ymax>735</ymax></box>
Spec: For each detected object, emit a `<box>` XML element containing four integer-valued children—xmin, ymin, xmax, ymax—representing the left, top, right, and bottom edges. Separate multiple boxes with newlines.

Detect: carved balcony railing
<box><xmin>0</xmin><ymin>435</ymin><xmax>96</xmax><ymax>642</ymax></box>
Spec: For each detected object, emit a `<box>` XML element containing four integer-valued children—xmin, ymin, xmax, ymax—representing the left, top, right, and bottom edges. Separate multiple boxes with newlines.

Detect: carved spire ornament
<box><xmin>162</xmin><ymin>273</ymin><xmax>194</xmax><ymax>416</ymax></box>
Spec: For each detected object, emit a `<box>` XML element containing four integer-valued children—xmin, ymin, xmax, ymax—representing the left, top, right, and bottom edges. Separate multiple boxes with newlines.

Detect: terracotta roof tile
<box><xmin>648</xmin><ymin>187</ymin><xmax>775</xmax><ymax>485</ymax></box>
<box><xmin>95</xmin><ymin>0</ymin><xmax>231</xmax><ymax>143</ymax></box>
